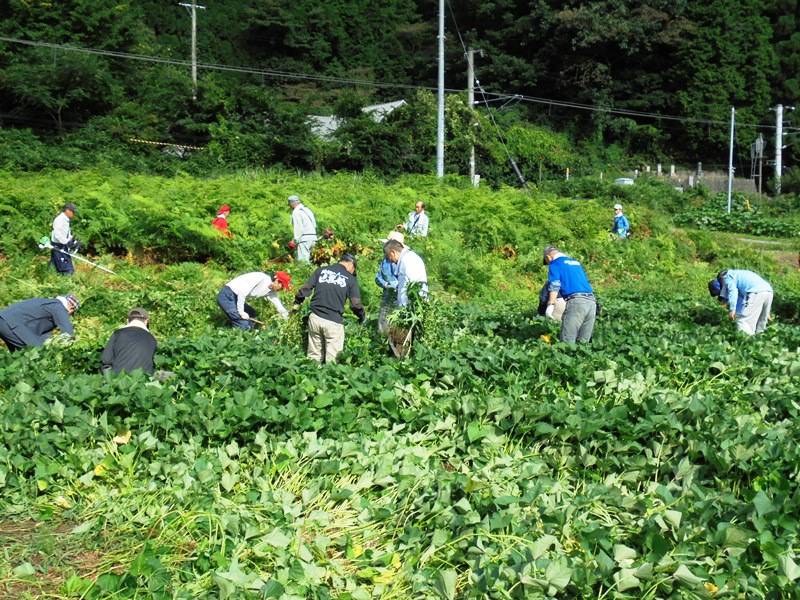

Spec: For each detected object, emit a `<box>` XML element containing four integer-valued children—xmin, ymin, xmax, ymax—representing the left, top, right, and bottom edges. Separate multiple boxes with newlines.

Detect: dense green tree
<box><xmin>673</xmin><ymin>0</ymin><xmax>776</xmax><ymax>162</ymax></box>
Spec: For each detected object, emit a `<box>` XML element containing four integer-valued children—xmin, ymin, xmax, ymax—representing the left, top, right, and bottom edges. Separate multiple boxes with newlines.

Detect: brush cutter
<box><xmin>38</xmin><ymin>236</ymin><xmax>117</xmax><ymax>275</ymax></box>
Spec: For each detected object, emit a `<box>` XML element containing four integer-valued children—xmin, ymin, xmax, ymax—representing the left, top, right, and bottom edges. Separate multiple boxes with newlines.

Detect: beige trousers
<box><xmin>307</xmin><ymin>312</ymin><xmax>345</xmax><ymax>363</ymax></box>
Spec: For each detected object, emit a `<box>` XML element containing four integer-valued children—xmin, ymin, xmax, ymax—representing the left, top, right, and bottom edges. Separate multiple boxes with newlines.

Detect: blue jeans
<box><xmin>217</xmin><ymin>286</ymin><xmax>256</xmax><ymax>330</ymax></box>
<box><xmin>560</xmin><ymin>295</ymin><xmax>596</xmax><ymax>342</ymax></box>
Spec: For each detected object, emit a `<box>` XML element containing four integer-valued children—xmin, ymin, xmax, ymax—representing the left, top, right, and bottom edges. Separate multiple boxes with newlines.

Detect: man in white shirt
<box><xmin>383</xmin><ymin>239</ymin><xmax>428</xmax><ymax>306</ymax></box>
<box><xmin>288</xmin><ymin>195</ymin><xmax>317</xmax><ymax>263</ymax></box>
<box><xmin>50</xmin><ymin>203</ymin><xmax>81</xmax><ymax>275</ymax></box>
<box><xmin>399</xmin><ymin>201</ymin><xmax>429</xmax><ymax>237</ymax></box>
<box><xmin>217</xmin><ymin>271</ymin><xmax>292</xmax><ymax>330</ymax></box>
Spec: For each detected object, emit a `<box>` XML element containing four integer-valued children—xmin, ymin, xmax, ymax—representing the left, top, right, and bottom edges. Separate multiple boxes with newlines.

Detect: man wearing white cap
<box><xmin>0</xmin><ymin>294</ymin><xmax>78</xmax><ymax>351</ymax></box>
<box><xmin>612</xmin><ymin>204</ymin><xmax>630</xmax><ymax>238</ymax></box>
<box><xmin>287</xmin><ymin>195</ymin><xmax>317</xmax><ymax>263</ymax></box>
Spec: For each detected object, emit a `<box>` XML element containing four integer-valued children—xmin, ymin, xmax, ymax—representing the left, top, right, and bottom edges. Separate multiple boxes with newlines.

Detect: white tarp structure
<box><xmin>308</xmin><ymin>100</ymin><xmax>407</xmax><ymax>140</ymax></box>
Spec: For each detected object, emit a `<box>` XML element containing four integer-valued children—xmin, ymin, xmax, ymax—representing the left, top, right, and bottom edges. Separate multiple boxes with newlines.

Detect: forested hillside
<box><xmin>1</xmin><ymin>0</ymin><xmax>798</xmax><ymax>189</ymax></box>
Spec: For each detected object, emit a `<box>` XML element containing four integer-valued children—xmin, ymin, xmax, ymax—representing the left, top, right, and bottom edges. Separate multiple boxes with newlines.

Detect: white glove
<box><xmin>239</xmin><ymin>311</ymin><xmax>250</xmax><ymax>319</ymax></box>
<box><xmin>545</xmin><ymin>304</ymin><xmax>556</xmax><ymax>319</ymax></box>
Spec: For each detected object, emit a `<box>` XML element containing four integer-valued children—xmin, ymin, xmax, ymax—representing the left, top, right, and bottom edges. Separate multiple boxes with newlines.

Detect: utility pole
<box><xmin>775</xmin><ymin>104</ymin><xmax>783</xmax><ymax>195</ymax></box>
<box><xmin>179</xmin><ymin>1</ymin><xmax>206</xmax><ymax>100</ymax></box>
<box><xmin>758</xmin><ymin>133</ymin><xmax>764</xmax><ymax>195</ymax></box>
<box><xmin>436</xmin><ymin>0</ymin><xmax>445</xmax><ymax>178</ymax></box>
<box><xmin>726</xmin><ymin>106</ymin><xmax>735</xmax><ymax>214</ymax></box>
<box><xmin>466</xmin><ymin>48</ymin><xmax>480</xmax><ymax>185</ymax></box>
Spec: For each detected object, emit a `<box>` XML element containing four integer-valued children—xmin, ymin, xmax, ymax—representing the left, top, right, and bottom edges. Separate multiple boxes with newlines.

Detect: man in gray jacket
<box><xmin>0</xmin><ymin>294</ymin><xmax>79</xmax><ymax>351</ymax></box>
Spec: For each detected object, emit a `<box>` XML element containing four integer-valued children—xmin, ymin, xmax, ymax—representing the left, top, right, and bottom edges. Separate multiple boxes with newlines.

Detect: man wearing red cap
<box><xmin>212</xmin><ymin>205</ymin><xmax>232</xmax><ymax>237</ymax></box>
<box><xmin>0</xmin><ymin>294</ymin><xmax>78</xmax><ymax>351</ymax></box>
<box><xmin>217</xmin><ymin>271</ymin><xmax>292</xmax><ymax>329</ymax></box>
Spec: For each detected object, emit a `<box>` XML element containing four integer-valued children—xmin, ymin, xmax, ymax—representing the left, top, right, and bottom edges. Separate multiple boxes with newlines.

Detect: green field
<box><xmin>1</xmin><ymin>169</ymin><xmax>800</xmax><ymax>598</ymax></box>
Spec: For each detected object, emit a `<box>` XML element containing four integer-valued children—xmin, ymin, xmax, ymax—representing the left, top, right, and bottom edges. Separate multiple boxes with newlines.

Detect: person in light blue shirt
<box><xmin>375</xmin><ymin>231</ymin><xmax>402</xmax><ymax>332</ymax></box>
<box><xmin>543</xmin><ymin>245</ymin><xmax>595</xmax><ymax>342</ymax></box>
<box><xmin>612</xmin><ymin>204</ymin><xmax>630</xmax><ymax>238</ymax></box>
<box><xmin>709</xmin><ymin>269</ymin><xmax>773</xmax><ymax>335</ymax></box>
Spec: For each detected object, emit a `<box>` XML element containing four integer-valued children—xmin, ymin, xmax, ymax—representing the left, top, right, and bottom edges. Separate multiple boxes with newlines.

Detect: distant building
<box><xmin>308</xmin><ymin>100</ymin><xmax>407</xmax><ymax>140</ymax></box>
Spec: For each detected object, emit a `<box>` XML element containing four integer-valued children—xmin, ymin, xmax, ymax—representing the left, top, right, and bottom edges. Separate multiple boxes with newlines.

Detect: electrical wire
<box><xmin>1</xmin><ymin>35</ymin><xmax>797</xmax><ymax>138</ymax></box>
<box><xmin>444</xmin><ymin>0</ymin><xmax>532</xmax><ymax>191</ymax></box>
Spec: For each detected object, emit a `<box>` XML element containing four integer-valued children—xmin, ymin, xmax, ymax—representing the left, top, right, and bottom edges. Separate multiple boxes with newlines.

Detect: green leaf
<box><xmin>262</xmin><ymin>529</ymin><xmax>292</xmax><ymax>549</ymax></box>
<box><xmin>466</xmin><ymin>420</ymin><xmax>486</xmax><ymax>442</ymax></box>
<box><xmin>673</xmin><ymin>564</ymin><xmax>705</xmax><ymax>587</ymax></box>
<box><xmin>613</xmin><ymin>544</ymin><xmax>637</xmax><ymax>562</ymax></box>
<box><xmin>261</xmin><ymin>580</ymin><xmax>285</xmax><ymax>598</ymax></box>
<box><xmin>51</xmin><ymin>399</ymin><xmax>65</xmax><ymax>423</ymax></box>
<box><xmin>532</xmin><ymin>535</ymin><xmax>559</xmax><ymax>559</ymax></box>
<box><xmin>753</xmin><ymin>490</ymin><xmax>775</xmax><ymax>517</ymax></box>
<box><xmin>664</xmin><ymin>510</ymin><xmax>682</xmax><ymax>529</ymax></box>
<box><xmin>545</xmin><ymin>561</ymin><xmax>572</xmax><ymax>590</ymax></box>
<box><xmin>434</xmin><ymin>569</ymin><xmax>457</xmax><ymax>600</ymax></box>
<box><xmin>613</xmin><ymin>568</ymin><xmax>640</xmax><ymax>592</ymax></box>
<box><xmin>779</xmin><ymin>555</ymin><xmax>800</xmax><ymax>581</ymax></box>
<box><xmin>12</xmin><ymin>562</ymin><xmax>36</xmax><ymax>578</ymax></box>
<box><xmin>221</xmin><ymin>471</ymin><xmax>238</xmax><ymax>492</ymax></box>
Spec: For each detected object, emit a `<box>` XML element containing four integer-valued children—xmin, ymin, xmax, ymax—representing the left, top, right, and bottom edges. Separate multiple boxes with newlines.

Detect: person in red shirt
<box><xmin>212</xmin><ymin>205</ymin><xmax>232</xmax><ymax>237</ymax></box>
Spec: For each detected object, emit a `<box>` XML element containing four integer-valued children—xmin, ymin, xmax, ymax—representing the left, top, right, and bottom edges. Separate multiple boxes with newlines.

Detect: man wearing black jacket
<box><xmin>100</xmin><ymin>307</ymin><xmax>157</xmax><ymax>375</ymax></box>
<box><xmin>294</xmin><ymin>254</ymin><xmax>365</xmax><ymax>363</ymax></box>
<box><xmin>0</xmin><ymin>294</ymin><xmax>78</xmax><ymax>351</ymax></box>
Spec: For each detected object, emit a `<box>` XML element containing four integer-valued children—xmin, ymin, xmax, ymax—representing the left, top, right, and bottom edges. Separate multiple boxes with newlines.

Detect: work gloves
<box><xmin>545</xmin><ymin>304</ymin><xmax>556</xmax><ymax>319</ymax></box>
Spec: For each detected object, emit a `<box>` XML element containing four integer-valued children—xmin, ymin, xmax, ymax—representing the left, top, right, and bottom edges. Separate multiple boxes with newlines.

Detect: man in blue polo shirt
<box><xmin>543</xmin><ymin>245</ymin><xmax>596</xmax><ymax>342</ymax></box>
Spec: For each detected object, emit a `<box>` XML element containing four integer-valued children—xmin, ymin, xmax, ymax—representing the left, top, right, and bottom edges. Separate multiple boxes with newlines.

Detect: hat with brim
<box><xmin>543</xmin><ymin>245</ymin><xmax>559</xmax><ymax>265</ymax></box>
<box><xmin>128</xmin><ymin>307</ymin><xmax>149</xmax><ymax>320</ymax></box>
<box><xmin>378</xmin><ymin>231</ymin><xmax>405</xmax><ymax>246</ymax></box>
<box><xmin>274</xmin><ymin>270</ymin><xmax>292</xmax><ymax>291</ymax></box>
<box><xmin>63</xmin><ymin>203</ymin><xmax>77</xmax><ymax>213</ymax></box>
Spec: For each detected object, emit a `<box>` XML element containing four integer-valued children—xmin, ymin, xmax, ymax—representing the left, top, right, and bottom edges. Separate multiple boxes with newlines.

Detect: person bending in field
<box><xmin>542</xmin><ymin>245</ymin><xmax>596</xmax><ymax>342</ymax></box>
<box><xmin>217</xmin><ymin>271</ymin><xmax>292</xmax><ymax>330</ymax></box>
<box><xmin>375</xmin><ymin>231</ymin><xmax>403</xmax><ymax>332</ymax></box>
<box><xmin>0</xmin><ymin>294</ymin><xmax>79</xmax><ymax>351</ymax></box>
<box><xmin>294</xmin><ymin>254</ymin><xmax>365</xmax><ymax>364</ymax></box>
<box><xmin>383</xmin><ymin>239</ymin><xmax>428</xmax><ymax>307</ymax></box>
<box><xmin>212</xmin><ymin>204</ymin><xmax>233</xmax><ymax>237</ymax></box>
<box><xmin>100</xmin><ymin>307</ymin><xmax>158</xmax><ymax>375</ymax></box>
<box><xmin>708</xmin><ymin>269</ymin><xmax>773</xmax><ymax>335</ymax></box>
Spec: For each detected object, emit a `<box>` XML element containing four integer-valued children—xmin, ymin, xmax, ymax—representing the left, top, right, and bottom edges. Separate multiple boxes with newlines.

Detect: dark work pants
<box><xmin>217</xmin><ymin>286</ymin><xmax>257</xmax><ymax>330</ymax></box>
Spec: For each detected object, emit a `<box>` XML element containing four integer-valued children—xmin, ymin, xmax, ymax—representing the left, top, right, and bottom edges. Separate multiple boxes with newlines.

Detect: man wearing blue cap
<box><xmin>708</xmin><ymin>269</ymin><xmax>773</xmax><ymax>335</ymax></box>
<box><xmin>0</xmin><ymin>294</ymin><xmax>78</xmax><ymax>351</ymax></box>
<box><xmin>287</xmin><ymin>195</ymin><xmax>317</xmax><ymax>263</ymax></box>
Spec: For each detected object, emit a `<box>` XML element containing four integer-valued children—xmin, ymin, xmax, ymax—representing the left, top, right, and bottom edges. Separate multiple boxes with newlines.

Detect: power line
<box><xmin>1</xmin><ymin>35</ymin><xmax>797</xmax><ymax>134</ymax></box>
